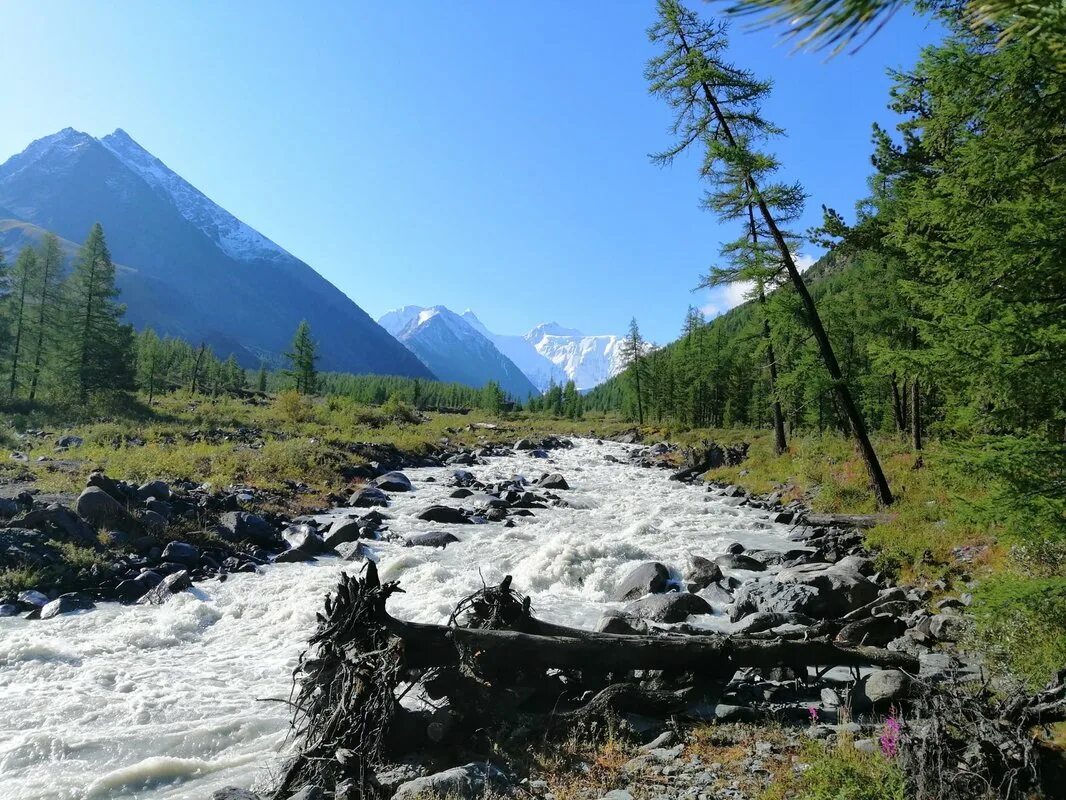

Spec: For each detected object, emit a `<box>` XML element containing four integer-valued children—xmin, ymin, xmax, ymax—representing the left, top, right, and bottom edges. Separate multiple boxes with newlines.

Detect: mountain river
<box><xmin>0</xmin><ymin>439</ymin><xmax>801</xmax><ymax>800</ymax></box>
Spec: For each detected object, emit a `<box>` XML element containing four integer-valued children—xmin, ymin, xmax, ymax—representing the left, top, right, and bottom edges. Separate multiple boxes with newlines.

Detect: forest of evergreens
<box><xmin>586</xmin><ymin>4</ymin><xmax>1064</xmax><ymax>553</ymax></box>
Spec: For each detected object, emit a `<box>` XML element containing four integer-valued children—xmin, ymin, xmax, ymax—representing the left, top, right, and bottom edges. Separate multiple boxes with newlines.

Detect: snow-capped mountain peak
<box><xmin>99</xmin><ymin>128</ymin><xmax>287</xmax><ymax>263</ymax></box>
<box><xmin>386</xmin><ymin>306</ymin><xmax>626</xmax><ymax>393</ymax></box>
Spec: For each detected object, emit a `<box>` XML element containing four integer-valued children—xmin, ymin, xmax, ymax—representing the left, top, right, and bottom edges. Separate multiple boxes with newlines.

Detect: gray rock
<box><xmin>55</xmin><ymin>434</ymin><xmax>84</xmax><ymax>449</ymax></box>
<box><xmin>714</xmin><ymin>553</ymin><xmax>766</xmax><ymax>572</ymax></box>
<box><xmin>373</xmin><ymin>471</ymin><xmax>412</xmax><ymax>492</ymax></box>
<box><xmin>686</xmin><ymin>555</ymin><xmax>723</xmax><ymax>591</ymax></box>
<box><xmin>392</xmin><ymin>762</ymin><xmax>509</xmax><ymax>800</ymax></box>
<box><xmin>323</xmin><ymin>518</ymin><xmax>365</xmax><ymax>548</ymax></box>
<box><xmin>860</xmin><ymin>669</ymin><xmax>910</xmax><ymax>706</ymax></box>
<box><xmin>615</xmin><ymin>561</ymin><xmax>671</xmax><ymax>601</ymax></box>
<box><xmin>596</xmin><ymin>610</ymin><xmax>647</xmax><ymax>635</ymax></box>
<box><xmin>349</xmin><ymin>486</ymin><xmax>389</xmax><ymax>508</ymax></box>
<box><xmin>160</xmin><ymin>541</ymin><xmax>200</xmax><ymax>566</ymax></box>
<box><xmin>282</xmin><ymin>525</ymin><xmax>329</xmax><ymax>555</ymax></box>
<box><xmin>733</xmin><ymin>611</ymin><xmax>813</xmax><ymax>634</ymax></box>
<box><xmin>601</xmin><ymin>791</ymin><xmax>634</xmax><ymax>800</ymax></box>
<box><xmin>40</xmin><ymin>592</ymin><xmax>95</xmax><ymax>619</ymax></box>
<box><xmin>17</xmin><ymin>589</ymin><xmax>48</xmax><ymax>608</ymax></box>
<box><xmin>836</xmin><ymin>615</ymin><xmax>906</xmax><ymax>647</ymax></box>
<box><xmin>417</xmin><ymin>506</ymin><xmax>471</xmax><ymax>525</ymax></box>
<box><xmin>406</xmin><ymin>531</ymin><xmax>460</xmax><ymax>549</ymax></box>
<box><xmin>374</xmin><ymin>763</ymin><xmax>427</xmax><ymax>793</ymax></box>
<box><xmin>929</xmin><ymin>613</ymin><xmax>968</xmax><ymax>642</ymax></box>
<box><xmin>334</xmin><ymin>541</ymin><xmax>373</xmax><ymax>561</ymax></box>
<box><xmin>537</xmin><ymin>473</ymin><xmax>570</xmax><ymax>490</ymax></box>
<box><xmin>138</xmin><ymin>570</ymin><xmax>192</xmax><ymax>604</ymax></box>
<box><xmin>76</xmin><ymin>487</ymin><xmax>134</xmax><ymax>530</ymax></box>
<box><xmin>136</xmin><ymin>480</ymin><xmax>171</xmax><ymax>502</ymax></box>
<box><xmin>624</xmin><ymin>592</ymin><xmax>712</xmax><ymax>623</ymax></box>
<box><xmin>0</xmin><ymin>603</ymin><xmax>18</xmax><ymax>617</ymax></box>
<box><xmin>776</xmin><ymin>562</ymin><xmax>878</xmax><ymax>617</ymax></box>
<box><xmin>713</xmin><ymin>704</ymin><xmax>756</xmax><ymax>722</ymax></box>
<box><xmin>217</xmin><ymin>512</ymin><xmax>277</xmax><ymax>546</ymax></box>
<box><xmin>730</xmin><ymin>580</ymin><xmax>826</xmax><ymax>622</ymax></box>
<box><xmin>211</xmin><ymin>788</ymin><xmax>262</xmax><ymax>800</ymax></box>
<box><xmin>697</xmin><ymin>582</ymin><xmax>734</xmax><ymax>606</ymax></box>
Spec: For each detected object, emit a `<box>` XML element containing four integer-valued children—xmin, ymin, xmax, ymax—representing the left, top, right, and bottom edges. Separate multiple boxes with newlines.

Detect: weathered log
<box><xmin>383</xmin><ymin>609</ymin><xmax>920</xmax><ymax>674</ymax></box>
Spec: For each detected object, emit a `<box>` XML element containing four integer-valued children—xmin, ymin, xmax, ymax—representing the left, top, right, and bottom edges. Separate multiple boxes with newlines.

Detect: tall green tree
<box><xmin>285</xmin><ymin>320</ymin><xmax>318</xmax><ymax>394</ymax></box>
<box><xmin>647</xmin><ymin>0</ymin><xmax>892</xmax><ymax>504</ymax></box>
<box><xmin>256</xmin><ymin>361</ymin><xmax>268</xmax><ymax>393</ymax></box>
<box><xmin>620</xmin><ymin>317</ymin><xmax>647</xmax><ymax>424</ymax></box>
<box><xmin>60</xmin><ymin>223</ymin><xmax>135</xmax><ymax>401</ymax></box>
<box><xmin>7</xmin><ymin>246</ymin><xmax>38</xmax><ymax>397</ymax></box>
<box><xmin>26</xmin><ymin>233</ymin><xmax>64</xmax><ymax>402</ymax></box>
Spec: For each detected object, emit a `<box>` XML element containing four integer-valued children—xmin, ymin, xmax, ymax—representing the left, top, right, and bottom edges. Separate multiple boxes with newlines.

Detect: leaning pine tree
<box><xmin>647</xmin><ymin>0</ymin><xmax>893</xmax><ymax>504</ymax></box>
<box><xmin>60</xmin><ymin>223</ymin><xmax>135</xmax><ymax>402</ymax></box>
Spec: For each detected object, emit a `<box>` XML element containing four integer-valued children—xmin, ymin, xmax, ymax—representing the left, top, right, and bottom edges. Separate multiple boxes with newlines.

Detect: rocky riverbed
<box><xmin>0</xmin><ymin>436</ymin><xmax>983</xmax><ymax>800</ymax></box>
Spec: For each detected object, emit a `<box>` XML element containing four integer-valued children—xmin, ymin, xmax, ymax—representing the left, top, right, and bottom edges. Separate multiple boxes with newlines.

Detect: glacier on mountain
<box><xmin>382</xmin><ymin>307</ymin><xmax>625</xmax><ymax>393</ymax></box>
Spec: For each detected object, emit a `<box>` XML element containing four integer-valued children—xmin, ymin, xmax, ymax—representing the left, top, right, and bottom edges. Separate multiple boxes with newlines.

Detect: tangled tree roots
<box><xmin>273</xmin><ymin>565</ymin><xmax>404</xmax><ymax>799</ymax></box>
<box><xmin>902</xmin><ymin>669</ymin><xmax>1066</xmax><ymax>800</ymax></box>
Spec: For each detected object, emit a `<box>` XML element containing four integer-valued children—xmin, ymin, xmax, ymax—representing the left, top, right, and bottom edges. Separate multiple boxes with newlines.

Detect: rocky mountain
<box><xmin>378</xmin><ymin>306</ymin><xmax>538</xmax><ymax>400</ymax></box>
<box><xmin>461</xmin><ymin>313</ymin><xmax>625</xmax><ymax>392</ymax></box>
<box><xmin>0</xmin><ymin>128</ymin><xmax>433</xmax><ymax>377</ymax></box>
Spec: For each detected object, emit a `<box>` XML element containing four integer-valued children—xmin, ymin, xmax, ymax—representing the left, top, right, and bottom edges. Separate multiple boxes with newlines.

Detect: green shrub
<box><xmin>970</xmin><ymin>575</ymin><xmax>1066</xmax><ymax>689</ymax></box>
<box><xmin>763</xmin><ymin>741</ymin><xmax>905</xmax><ymax>800</ymax></box>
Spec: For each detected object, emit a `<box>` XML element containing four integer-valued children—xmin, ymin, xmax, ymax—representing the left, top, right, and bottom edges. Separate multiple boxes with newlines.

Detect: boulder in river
<box><xmin>322</xmin><ymin>518</ymin><xmax>366</xmax><ymax>549</ymax></box>
<box><xmin>417</xmin><ymin>506</ymin><xmax>472</xmax><ymax>525</ymax></box>
<box><xmin>349</xmin><ymin>486</ymin><xmax>390</xmax><ymax>508</ymax></box>
<box><xmin>714</xmin><ymin>553</ymin><xmax>766</xmax><ymax>572</ymax></box>
<box><xmin>282</xmin><ymin>525</ymin><xmax>329</xmax><ymax>556</ymax></box>
<box><xmin>536</xmin><ymin>473</ymin><xmax>570</xmax><ymax>490</ymax></box>
<box><xmin>685</xmin><ymin>555</ymin><xmax>723</xmax><ymax>591</ymax></box>
<box><xmin>373</xmin><ymin>471</ymin><xmax>412</xmax><ymax>492</ymax></box>
<box><xmin>405</xmin><ymin>532</ymin><xmax>460</xmax><ymax>549</ymax></box>
<box><xmin>615</xmin><ymin>561</ymin><xmax>671</xmax><ymax>601</ymax></box>
<box><xmin>138</xmin><ymin>570</ymin><xmax>192</xmax><ymax>604</ymax></box>
<box><xmin>624</xmin><ymin>592</ymin><xmax>713</xmax><ymax>623</ymax></box>
<box><xmin>40</xmin><ymin>592</ymin><xmax>95</xmax><ymax>619</ymax></box>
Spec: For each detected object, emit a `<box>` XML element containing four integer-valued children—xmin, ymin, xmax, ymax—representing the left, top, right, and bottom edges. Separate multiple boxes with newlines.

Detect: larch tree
<box><xmin>285</xmin><ymin>320</ymin><xmax>318</xmax><ymax>395</ymax></box>
<box><xmin>8</xmin><ymin>246</ymin><xmax>38</xmax><ymax>397</ymax></box>
<box><xmin>647</xmin><ymin>0</ymin><xmax>892</xmax><ymax>504</ymax></box>
<box><xmin>60</xmin><ymin>223</ymin><xmax>135</xmax><ymax>401</ymax></box>
<box><xmin>26</xmin><ymin>232</ymin><xmax>64</xmax><ymax>402</ymax></box>
<box><xmin>620</xmin><ymin>317</ymin><xmax>647</xmax><ymax>425</ymax></box>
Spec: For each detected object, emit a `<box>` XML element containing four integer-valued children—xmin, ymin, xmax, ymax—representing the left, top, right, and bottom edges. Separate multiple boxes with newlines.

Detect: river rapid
<box><xmin>0</xmin><ymin>439</ymin><xmax>799</xmax><ymax>800</ymax></box>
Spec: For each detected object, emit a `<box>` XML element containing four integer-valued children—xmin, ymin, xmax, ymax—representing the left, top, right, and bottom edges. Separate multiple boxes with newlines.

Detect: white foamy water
<box><xmin>0</xmin><ymin>439</ymin><xmax>797</xmax><ymax>800</ymax></box>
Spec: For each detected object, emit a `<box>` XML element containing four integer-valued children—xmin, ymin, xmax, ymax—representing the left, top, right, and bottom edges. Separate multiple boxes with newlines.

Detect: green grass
<box><xmin>762</xmin><ymin>740</ymin><xmax>906</xmax><ymax>800</ymax></box>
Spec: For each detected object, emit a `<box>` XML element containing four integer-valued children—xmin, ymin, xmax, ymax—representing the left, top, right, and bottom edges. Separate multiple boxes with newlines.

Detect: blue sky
<box><xmin>0</xmin><ymin>1</ymin><xmax>941</xmax><ymax>345</ymax></box>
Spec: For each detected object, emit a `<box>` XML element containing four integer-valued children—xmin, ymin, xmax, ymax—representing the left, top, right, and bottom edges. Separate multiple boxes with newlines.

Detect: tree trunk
<box><xmin>382</xmin><ymin>611</ymin><xmax>920</xmax><ymax>674</ymax></box>
<box><xmin>28</xmin><ymin>256</ymin><xmax>55</xmax><ymax>403</ymax></box>
<box><xmin>890</xmin><ymin>374</ymin><xmax>905</xmax><ymax>433</ymax></box>
<box><xmin>676</xmin><ymin>30</ymin><xmax>893</xmax><ymax>506</ymax></box>
<box><xmin>911</xmin><ymin>378</ymin><xmax>922</xmax><ymax>452</ymax></box>
<box><xmin>749</xmin><ymin>205</ymin><xmax>786</xmax><ymax>456</ymax></box>
<box><xmin>190</xmin><ymin>343</ymin><xmax>206</xmax><ymax>394</ymax></box>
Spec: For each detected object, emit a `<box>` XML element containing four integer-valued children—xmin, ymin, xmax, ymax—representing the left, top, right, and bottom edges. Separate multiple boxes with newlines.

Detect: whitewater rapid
<box><xmin>0</xmin><ymin>439</ymin><xmax>798</xmax><ymax>800</ymax></box>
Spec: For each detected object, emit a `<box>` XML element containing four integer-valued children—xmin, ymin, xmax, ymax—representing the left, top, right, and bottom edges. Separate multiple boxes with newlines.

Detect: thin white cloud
<box><xmin>699</xmin><ymin>250</ymin><xmax>816</xmax><ymax>319</ymax></box>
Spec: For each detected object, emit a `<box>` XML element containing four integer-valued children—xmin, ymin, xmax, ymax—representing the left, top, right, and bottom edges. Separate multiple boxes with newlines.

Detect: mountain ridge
<box><xmin>0</xmin><ymin>128</ymin><xmax>433</xmax><ymax>378</ymax></box>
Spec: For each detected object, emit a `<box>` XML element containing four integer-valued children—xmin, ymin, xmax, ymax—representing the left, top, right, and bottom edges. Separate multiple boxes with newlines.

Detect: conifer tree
<box><xmin>620</xmin><ymin>317</ymin><xmax>646</xmax><ymax>424</ymax></box>
<box><xmin>7</xmin><ymin>246</ymin><xmax>38</xmax><ymax>397</ymax></box>
<box><xmin>647</xmin><ymin>0</ymin><xmax>892</xmax><ymax>504</ymax></box>
<box><xmin>285</xmin><ymin>320</ymin><xmax>318</xmax><ymax>394</ymax></box>
<box><xmin>60</xmin><ymin>223</ymin><xmax>135</xmax><ymax>401</ymax></box>
<box><xmin>256</xmin><ymin>361</ymin><xmax>268</xmax><ymax>393</ymax></box>
<box><xmin>562</xmin><ymin>379</ymin><xmax>582</xmax><ymax>419</ymax></box>
<box><xmin>26</xmin><ymin>233</ymin><xmax>64</xmax><ymax>402</ymax></box>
